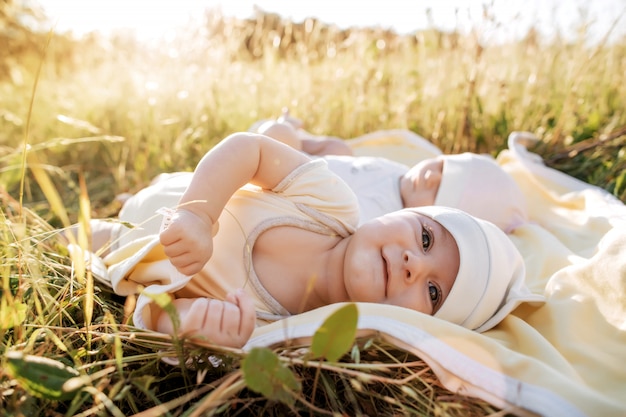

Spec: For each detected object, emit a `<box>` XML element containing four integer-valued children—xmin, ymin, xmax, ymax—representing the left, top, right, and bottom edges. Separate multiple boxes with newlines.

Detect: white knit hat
<box><xmin>435</xmin><ymin>153</ymin><xmax>528</xmax><ymax>233</ymax></box>
<box><xmin>413</xmin><ymin>206</ymin><xmax>544</xmax><ymax>332</ymax></box>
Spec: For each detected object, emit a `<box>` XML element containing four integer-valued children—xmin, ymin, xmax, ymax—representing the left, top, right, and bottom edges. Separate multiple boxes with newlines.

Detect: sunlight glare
<box><xmin>40</xmin><ymin>0</ymin><xmax>626</xmax><ymax>44</ymax></box>
<box><xmin>41</xmin><ymin>0</ymin><xmax>226</xmax><ymax>40</ymax></box>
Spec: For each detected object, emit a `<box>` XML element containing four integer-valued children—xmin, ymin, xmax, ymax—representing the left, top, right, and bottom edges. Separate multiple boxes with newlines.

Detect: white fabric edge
<box><xmin>508</xmin><ymin>132</ymin><xmax>621</xmax><ymax>200</ymax></box>
<box><xmin>244</xmin><ymin>314</ymin><xmax>586</xmax><ymax>417</ymax></box>
<box><xmin>507</xmin><ymin>132</ymin><xmax>626</xmax><ymax>228</ymax></box>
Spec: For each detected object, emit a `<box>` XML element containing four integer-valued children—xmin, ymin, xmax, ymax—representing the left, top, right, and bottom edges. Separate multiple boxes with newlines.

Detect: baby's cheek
<box><xmin>425</xmin><ymin>190</ymin><xmax>437</xmax><ymax>206</ymax></box>
<box><xmin>390</xmin><ymin>290</ymin><xmax>430</xmax><ymax>315</ymax></box>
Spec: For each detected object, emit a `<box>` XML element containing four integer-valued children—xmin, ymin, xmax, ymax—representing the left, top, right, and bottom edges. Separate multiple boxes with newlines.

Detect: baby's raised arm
<box><xmin>160</xmin><ymin>132</ymin><xmax>311</xmax><ymax>276</ymax></box>
<box><xmin>154</xmin><ymin>133</ymin><xmax>310</xmax><ymax>348</ymax></box>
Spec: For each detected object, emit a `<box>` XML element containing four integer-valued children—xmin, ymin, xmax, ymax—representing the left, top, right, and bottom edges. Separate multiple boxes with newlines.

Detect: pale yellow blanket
<box><xmin>245</xmin><ymin>130</ymin><xmax>626</xmax><ymax>417</ymax></box>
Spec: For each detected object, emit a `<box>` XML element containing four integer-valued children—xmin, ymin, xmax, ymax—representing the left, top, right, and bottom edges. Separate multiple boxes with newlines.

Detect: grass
<box><xmin>1</xmin><ymin>3</ymin><xmax>625</xmax><ymax>416</ymax></box>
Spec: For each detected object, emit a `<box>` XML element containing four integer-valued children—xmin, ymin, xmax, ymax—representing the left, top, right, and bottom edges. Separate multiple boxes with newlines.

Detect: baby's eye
<box><xmin>422</xmin><ymin>228</ymin><xmax>432</xmax><ymax>251</ymax></box>
<box><xmin>428</xmin><ymin>283</ymin><xmax>441</xmax><ymax>306</ymax></box>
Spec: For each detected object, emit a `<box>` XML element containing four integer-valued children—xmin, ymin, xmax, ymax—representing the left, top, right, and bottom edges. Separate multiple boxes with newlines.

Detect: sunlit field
<box><xmin>1</xmin><ymin>1</ymin><xmax>625</xmax><ymax>415</ymax></box>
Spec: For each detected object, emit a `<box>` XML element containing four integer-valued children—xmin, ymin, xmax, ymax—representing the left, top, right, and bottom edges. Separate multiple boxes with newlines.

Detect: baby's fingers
<box><xmin>159</xmin><ymin>220</ymin><xmax>184</xmax><ymax>247</ymax></box>
<box><xmin>227</xmin><ymin>289</ymin><xmax>256</xmax><ymax>340</ymax></box>
<box><xmin>169</xmin><ymin>256</ymin><xmax>204</xmax><ymax>277</ymax></box>
<box><xmin>161</xmin><ymin>238</ymin><xmax>188</xmax><ymax>259</ymax></box>
<box><xmin>200</xmin><ymin>301</ymin><xmax>244</xmax><ymax>347</ymax></box>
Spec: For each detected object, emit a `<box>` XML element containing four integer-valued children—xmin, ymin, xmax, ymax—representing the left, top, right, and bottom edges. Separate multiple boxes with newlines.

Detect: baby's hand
<box><xmin>171</xmin><ymin>291</ymin><xmax>256</xmax><ymax>348</ymax></box>
<box><xmin>159</xmin><ymin>209</ymin><xmax>214</xmax><ymax>276</ymax></box>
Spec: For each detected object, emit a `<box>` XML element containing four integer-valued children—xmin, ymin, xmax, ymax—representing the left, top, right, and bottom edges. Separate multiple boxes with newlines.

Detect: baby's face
<box><xmin>399</xmin><ymin>158</ymin><xmax>444</xmax><ymax>208</ymax></box>
<box><xmin>343</xmin><ymin>208</ymin><xmax>459</xmax><ymax>315</ymax></box>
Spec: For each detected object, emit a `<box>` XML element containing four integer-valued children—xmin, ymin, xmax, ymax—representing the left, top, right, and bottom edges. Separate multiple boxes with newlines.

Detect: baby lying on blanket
<box><xmin>326</xmin><ymin>153</ymin><xmax>528</xmax><ymax>232</ymax></box>
<box><xmin>75</xmin><ymin>133</ymin><xmax>543</xmax><ymax>349</ymax></box>
<box><xmin>254</xmin><ymin>116</ymin><xmax>528</xmax><ymax>233</ymax></box>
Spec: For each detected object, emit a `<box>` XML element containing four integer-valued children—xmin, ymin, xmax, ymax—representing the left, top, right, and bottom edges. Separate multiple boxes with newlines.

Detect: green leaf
<box><xmin>242</xmin><ymin>347</ymin><xmax>300</xmax><ymax>405</ymax></box>
<box><xmin>311</xmin><ymin>303</ymin><xmax>358</xmax><ymax>362</ymax></box>
<box><xmin>5</xmin><ymin>351</ymin><xmax>83</xmax><ymax>401</ymax></box>
<box><xmin>0</xmin><ymin>301</ymin><xmax>27</xmax><ymax>330</ymax></box>
<box><xmin>614</xmin><ymin>169</ymin><xmax>626</xmax><ymax>195</ymax></box>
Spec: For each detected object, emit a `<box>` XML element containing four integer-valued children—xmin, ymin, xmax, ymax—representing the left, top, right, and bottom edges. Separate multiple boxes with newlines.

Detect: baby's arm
<box><xmin>155</xmin><ymin>133</ymin><xmax>308</xmax><ymax>346</ymax></box>
<box><xmin>159</xmin><ymin>132</ymin><xmax>310</xmax><ymax>276</ymax></box>
<box><xmin>156</xmin><ymin>289</ymin><xmax>256</xmax><ymax>348</ymax></box>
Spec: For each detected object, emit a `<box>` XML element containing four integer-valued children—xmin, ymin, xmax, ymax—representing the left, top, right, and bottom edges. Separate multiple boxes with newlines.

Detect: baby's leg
<box><xmin>257</xmin><ymin>121</ymin><xmax>303</xmax><ymax>151</ymax></box>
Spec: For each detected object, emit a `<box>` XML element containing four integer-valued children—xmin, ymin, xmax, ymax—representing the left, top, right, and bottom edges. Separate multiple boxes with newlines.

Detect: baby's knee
<box><xmin>257</xmin><ymin>121</ymin><xmax>303</xmax><ymax>151</ymax></box>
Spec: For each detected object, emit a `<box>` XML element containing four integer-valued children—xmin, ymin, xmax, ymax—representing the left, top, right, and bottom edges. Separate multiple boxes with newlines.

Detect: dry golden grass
<box><xmin>1</xmin><ymin>4</ymin><xmax>625</xmax><ymax>416</ymax></box>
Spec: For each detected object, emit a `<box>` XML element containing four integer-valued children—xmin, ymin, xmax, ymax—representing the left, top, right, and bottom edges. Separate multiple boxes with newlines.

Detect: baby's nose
<box><xmin>403</xmin><ymin>250</ymin><xmax>425</xmax><ymax>284</ymax></box>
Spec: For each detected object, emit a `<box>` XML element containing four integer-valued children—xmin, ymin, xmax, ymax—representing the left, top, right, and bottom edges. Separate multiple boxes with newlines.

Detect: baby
<box><xmin>254</xmin><ymin>117</ymin><xmax>528</xmax><ymax>232</ymax></box>
<box><xmin>327</xmin><ymin>153</ymin><xmax>528</xmax><ymax>233</ymax></box>
<box><xmin>81</xmin><ymin>132</ymin><xmax>541</xmax><ymax>349</ymax></box>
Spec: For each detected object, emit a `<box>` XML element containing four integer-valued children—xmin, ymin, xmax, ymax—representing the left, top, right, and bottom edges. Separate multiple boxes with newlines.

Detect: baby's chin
<box><xmin>344</xmin><ymin>270</ymin><xmax>383</xmax><ymax>304</ymax></box>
